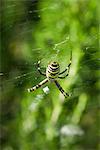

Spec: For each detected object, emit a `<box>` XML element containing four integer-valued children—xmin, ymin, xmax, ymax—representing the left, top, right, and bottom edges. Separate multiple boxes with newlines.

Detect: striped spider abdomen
<box><xmin>46</xmin><ymin>61</ymin><xmax>60</xmax><ymax>81</ymax></box>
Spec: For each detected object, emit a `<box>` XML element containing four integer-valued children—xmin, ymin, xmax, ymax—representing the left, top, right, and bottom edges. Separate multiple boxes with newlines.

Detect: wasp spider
<box><xmin>28</xmin><ymin>52</ymin><xmax>72</xmax><ymax>98</ymax></box>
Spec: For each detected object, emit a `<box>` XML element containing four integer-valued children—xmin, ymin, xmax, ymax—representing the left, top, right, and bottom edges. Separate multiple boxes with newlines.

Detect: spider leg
<box><xmin>54</xmin><ymin>80</ymin><xmax>69</xmax><ymax>98</ymax></box>
<box><xmin>59</xmin><ymin>68</ymin><xmax>68</xmax><ymax>75</ymax></box>
<box><xmin>37</xmin><ymin>61</ymin><xmax>46</xmax><ymax>76</ymax></box>
<box><xmin>58</xmin><ymin>74</ymin><xmax>68</xmax><ymax>79</ymax></box>
<box><xmin>59</xmin><ymin>51</ymin><xmax>72</xmax><ymax>75</ymax></box>
<box><xmin>28</xmin><ymin>78</ymin><xmax>48</xmax><ymax>92</ymax></box>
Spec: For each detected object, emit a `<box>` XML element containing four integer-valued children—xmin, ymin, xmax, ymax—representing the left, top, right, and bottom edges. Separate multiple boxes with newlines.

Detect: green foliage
<box><xmin>0</xmin><ymin>0</ymin><xmax>99</xmax><ymax>150</ymax></box>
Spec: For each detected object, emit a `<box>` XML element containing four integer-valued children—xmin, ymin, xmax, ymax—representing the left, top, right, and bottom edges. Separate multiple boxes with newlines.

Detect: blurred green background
<box><xmin>0</xmin><ymin>0</ymin><xmax>99</xmax><ymax>150</ymax></box>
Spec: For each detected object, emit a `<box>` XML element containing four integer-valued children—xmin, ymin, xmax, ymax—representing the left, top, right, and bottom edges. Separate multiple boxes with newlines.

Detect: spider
<box><xmin>28</xmin><ymin>51</ymin><xmax>72</xmax><ymax>98</ymax></box>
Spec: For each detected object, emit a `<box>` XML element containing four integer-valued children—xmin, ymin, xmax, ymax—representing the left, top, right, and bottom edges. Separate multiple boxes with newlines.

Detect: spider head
<box><xmin>46</xmin><ymin>61</ymin><xmax>60</xmax><ymax>81</ymax></box>
<box><xmin>51</xmin><ymin>61</ymin><xmax>58</xmax><ymax>65</ymax></box>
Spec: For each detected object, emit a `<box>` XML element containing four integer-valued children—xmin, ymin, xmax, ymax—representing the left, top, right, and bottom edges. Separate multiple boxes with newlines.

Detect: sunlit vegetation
<box><xmin>0</xmin><ymin>0</ymin><xmax>99</xmax><ymax>150</ymax></box>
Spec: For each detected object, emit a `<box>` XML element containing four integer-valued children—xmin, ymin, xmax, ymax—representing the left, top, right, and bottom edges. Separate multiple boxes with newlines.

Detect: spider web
<box><xmin>0</xmin><ymin>1</ymin><xmax>99</xmax><ymax>150</ymax></box>
<box><xmin>0</xmin><ymin>0</ymin><xmax>99</xmax><ymax>110</ymax></box>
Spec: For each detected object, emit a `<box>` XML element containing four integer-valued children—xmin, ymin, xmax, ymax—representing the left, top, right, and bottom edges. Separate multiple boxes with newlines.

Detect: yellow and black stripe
<box><xmin>46</xmin><ymin>61</ymin><xmax>60</xmax><ymax>80</ymax></box>
<box><xmin>28</xmin><ymin>78</ymin><xmax>48</xmax><ymax>92</ymax></box>
<box><xmin>54</xmin><ymin>80</ymin><xmax>69</xmax><ymax>98</ymax></box>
